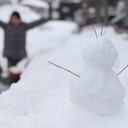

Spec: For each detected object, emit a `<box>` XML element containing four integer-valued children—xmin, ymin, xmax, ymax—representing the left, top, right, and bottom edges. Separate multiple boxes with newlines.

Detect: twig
<box><xmin>117</xmin><ymin>65</ymin><xmax>128</xmax><ymax>76</ymax></box>
<box><xmin>101</xmin><ymin>21</ymin><xmax>104</xmax><ymax>36</ymax></box>
<box><xmin>92</xmin><ymin>25</ymin><xmax>98</xmax><ymax>39</ymax></box>
<box><xmin>48</xmin><ymin>61</ymin><xmax>80</xmax><ymax>78</ymax></box>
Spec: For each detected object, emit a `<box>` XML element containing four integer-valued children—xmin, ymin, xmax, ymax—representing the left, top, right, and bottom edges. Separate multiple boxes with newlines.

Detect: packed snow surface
<box><xmin>0</xmin><ymin>4</ymin><xmax>128</xmax><ymax>128</ymax></box>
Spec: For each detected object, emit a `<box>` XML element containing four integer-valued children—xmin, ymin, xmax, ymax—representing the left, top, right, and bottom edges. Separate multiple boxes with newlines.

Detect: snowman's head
<box><xmin>82</xmin><ymin>37</ymin><xmax>118</xmax><ymax>69</ymax></box>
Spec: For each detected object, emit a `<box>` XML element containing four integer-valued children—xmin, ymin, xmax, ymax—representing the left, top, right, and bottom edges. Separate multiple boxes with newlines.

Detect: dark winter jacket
<box><xmin>0</xmin><ymin>18</ymin><xmax>47</xmax><ymax>60</ymax></box>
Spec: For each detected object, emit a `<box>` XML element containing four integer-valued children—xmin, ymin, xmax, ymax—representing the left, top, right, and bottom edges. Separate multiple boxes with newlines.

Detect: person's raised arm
<box><xmin>0</xmin><ymin>20</ymin><xmax>6</xmax><ymax>29</ymax></box>
<box><xmin>26</xmin><ymin>18</ymin><xmax>49</xmax><ymax>30</ymax></box>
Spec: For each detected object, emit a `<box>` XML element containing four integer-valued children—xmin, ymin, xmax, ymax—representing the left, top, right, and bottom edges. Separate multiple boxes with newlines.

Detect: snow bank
<box><xmin>42</xmin><ymin>20</ymin><xmax>78</xmax><ymax>34</ymax></box>
<box><xmin>27</xmin><ymin>20</ymin><xmax>78</xmax><ymax>57</ymax></box>
<box><xmin>0</xmin><ymin>26</ymin><xmax>127</xmax><ymax>128</ymax></box>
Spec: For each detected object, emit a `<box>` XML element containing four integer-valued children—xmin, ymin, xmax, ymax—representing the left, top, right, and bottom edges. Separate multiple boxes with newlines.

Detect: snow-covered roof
<box><xmin>21</xmin><ymin>0</ymin><xmax>49</xmax><ymax>9</ymax></box>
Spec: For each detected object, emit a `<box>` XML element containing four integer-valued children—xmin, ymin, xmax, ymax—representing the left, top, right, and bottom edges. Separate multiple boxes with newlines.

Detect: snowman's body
<box><xmin>70</xmin><ymin>37</ymin><xmax>126</xmax><ymax>114</ymax></box>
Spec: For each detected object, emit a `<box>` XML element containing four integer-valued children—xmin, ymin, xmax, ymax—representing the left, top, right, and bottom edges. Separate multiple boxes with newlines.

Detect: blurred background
<box><xmin>0</xmin><ymin>0</ymin><xmax>127</xmax><ymax>31</ymax></box>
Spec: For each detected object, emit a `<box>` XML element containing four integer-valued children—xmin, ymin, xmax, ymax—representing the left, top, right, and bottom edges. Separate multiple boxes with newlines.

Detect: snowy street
<box><xmin>0</xmin><ymin>4</ymin><xmax>128</xmax><ymax>128</ymax></box>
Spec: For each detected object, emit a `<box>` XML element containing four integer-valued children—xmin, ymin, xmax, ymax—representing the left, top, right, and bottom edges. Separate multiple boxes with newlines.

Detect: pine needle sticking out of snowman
<box><xmin>69</xmin><ymin>26</ymin><xmax>126</xmax><ymax>114</ymax></box>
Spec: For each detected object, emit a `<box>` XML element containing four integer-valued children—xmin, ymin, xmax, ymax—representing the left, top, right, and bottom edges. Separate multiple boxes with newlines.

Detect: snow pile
<box><xmin>70</xmin><ymin>37</ymin><xmax>126</xmax><ymax>113</ymax></box>
<box><xmin>42</xmin><ymin>20</ymin><xmax>78</xmax><ymax>34</ymax></box>
<box><xmin>27</xmin><ymin>20</ymin><xmax>78</xmax><ymax>57</ymax></box>
<box><xmin>0</xmin><ymin>25</ymin><xmax>127</xmax><ymax>128</ymax></box>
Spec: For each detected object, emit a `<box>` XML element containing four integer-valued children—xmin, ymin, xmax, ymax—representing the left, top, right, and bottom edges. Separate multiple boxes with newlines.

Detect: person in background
<box><xmin>0</xmin><ymin>11</ymin><xmax>48</xmax><ymax>67</ymax></box>
<box><xmin>0</xmin><ymin>11</ymin><xmax>48</xmax><ymax>84</ymax></box>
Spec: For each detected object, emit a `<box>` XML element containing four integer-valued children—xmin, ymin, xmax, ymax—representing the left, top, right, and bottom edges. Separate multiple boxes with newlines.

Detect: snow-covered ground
<box><xmin>0</xmin><ymin>4</ymin><xmax>128</xmax><ymax>128</ymax></box>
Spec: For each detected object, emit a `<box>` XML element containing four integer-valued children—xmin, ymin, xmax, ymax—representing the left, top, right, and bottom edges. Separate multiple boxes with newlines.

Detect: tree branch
<box><xmin>48</xmin><ymin>61</ymin><xmax>80</xmax><ymax>78</ymax></box>
<box><xmin>117</xmin><ymin>65</ymin><xmax>128</xmax><ymax>76</ymax></box>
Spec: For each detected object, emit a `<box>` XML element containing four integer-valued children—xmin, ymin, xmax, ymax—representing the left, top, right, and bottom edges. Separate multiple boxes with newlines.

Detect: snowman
<box><xmin>70</xmin><ymin>37</ymin><xmax>126</xmax><ymax>114</ymax></box>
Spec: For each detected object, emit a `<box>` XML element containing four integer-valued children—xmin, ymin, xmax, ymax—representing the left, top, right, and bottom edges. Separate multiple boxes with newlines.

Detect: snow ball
<box><xmin>70</xmin><ymin>69</ymin><xmax>126</xmax><ymax>114</ymax></box>
<box><xmin>82</xmin><ymin>37</ymin><xmax>118</xmax><ymax>69</ymax></box>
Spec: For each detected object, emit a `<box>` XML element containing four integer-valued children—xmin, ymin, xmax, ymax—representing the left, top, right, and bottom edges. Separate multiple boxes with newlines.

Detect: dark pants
<box><xmin>4</xmin><ymin>58</ymin><xmax>22</xmax><ymax>85</ymax></box>
<box><xmin>7</xmin><ymin>58</ymin><xmax>21</xmax><ymax>67</ymax></box>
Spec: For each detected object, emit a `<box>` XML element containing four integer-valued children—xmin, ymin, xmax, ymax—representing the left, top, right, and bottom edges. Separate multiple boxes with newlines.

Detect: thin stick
<box><xmin>101</xmin><ymin>21</ymin><xmax>104</xmax><ymax>36</ymax></box>
<box><xmin>117</xmin><ymin>65</ymin><xmax>128</xmax><ymax>76</ymax></box>
<box><xmin>48</xmin><ymin>61</ymin><xmax>80</xmax><ymax>78</ymax></box>
<box><xmin>92</xmin><ymin>25</ymin><xmax>98</xmax><ymax>39</ymax></box>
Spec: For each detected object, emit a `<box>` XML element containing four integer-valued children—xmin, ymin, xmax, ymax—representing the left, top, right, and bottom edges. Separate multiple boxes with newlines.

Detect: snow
<box><xmin>0</xmin><ymin>4</ymin><xmax>128</xmax><ymax>128</ymax></box>
<box><xmin>0</xmin><ymin>4</ymin><xmax>41</xmax><ymax>22</ymax></box>
<box><xmin>70</xmin><ymin>37</ymin><xmax>126</xmax><ymax>114</ymax></box>
<box><xmin>82</xmin><ymin>37</ymin><xmax>118</xmax><ymax>69</ymax></box>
